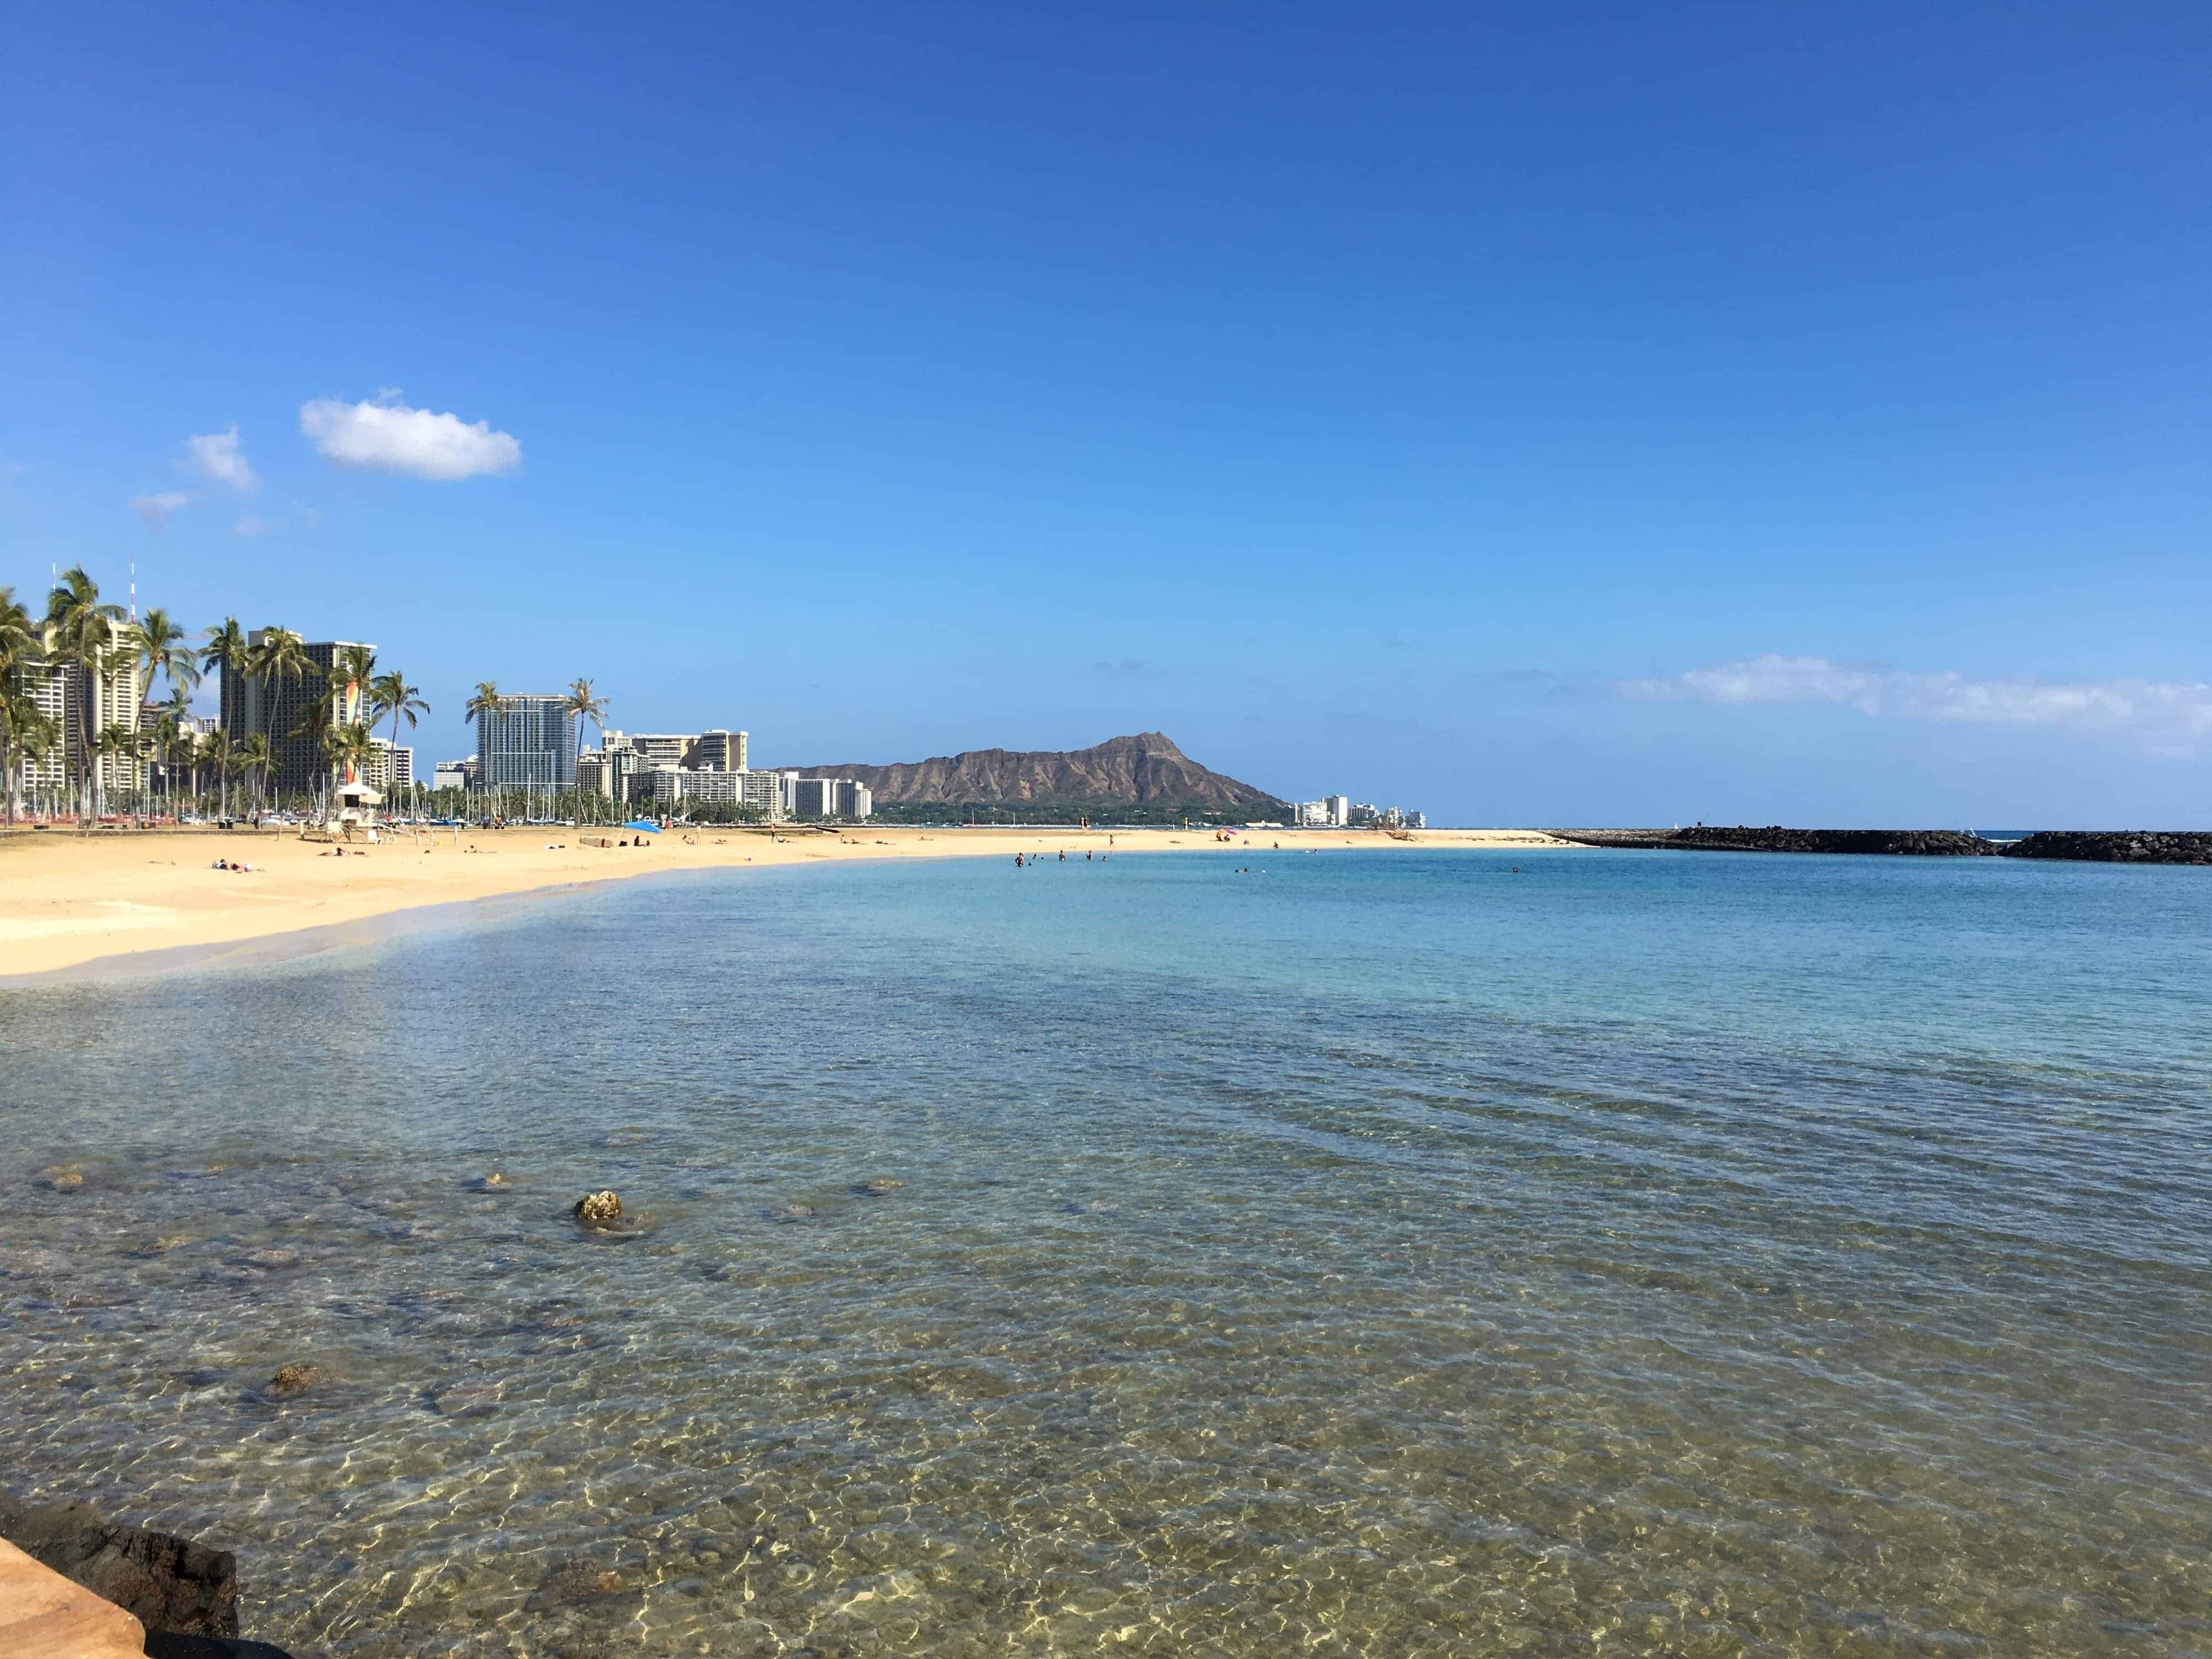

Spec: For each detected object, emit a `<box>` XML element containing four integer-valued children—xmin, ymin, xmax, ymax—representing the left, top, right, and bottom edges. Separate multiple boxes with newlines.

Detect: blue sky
<box><xmin>5</xmin><ymin>1</ymin><xmax>2207</xmax><ymax>825</ymax></box>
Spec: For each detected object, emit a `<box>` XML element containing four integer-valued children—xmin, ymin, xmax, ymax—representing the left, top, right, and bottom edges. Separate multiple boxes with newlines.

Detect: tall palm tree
<box><xmin>246</xmin><ymin>627</ymin><xmax>313</xmax><ymax>803</ymax></box>
<box><xmin>202</xmin><ymin>727</ymin><xmax>234</xmax><ymax>818</ymax></box>
<box><xmin>0</xmin><ymin>585</ymin><xmax>40</xmax><ymax>825</ymax></box>
<box><xmin>44</xmin><ymin>567</ymin><xmax>125</xmax><ymax>822</ymax></box>
<box><xmin>327</xmin><ymin>722</ymin><xmax>377</xmax><ymax>800</ymax></box>
<box><xmin>0</xmin><ymin>585</ymin><xmax>35</xmax><ymax>667</ymax></box>
<box><xmin>562</xmin><ymin>677</ymin><xmax>608</xmax><ymax>823</ymax></box>
<box><xmin>131</xmin><ymin>608</ymin><xmax>200</xmax><ymax>712</ymax></box>
<box><xmin>465</xmin><ymin>681</ymin><xmax>505</xmax><ymax>816</ymax></box>
<box><xmin>149</xmin><ymin>698</ymin><xmax>182</xmax><ymax>816</ymax></box>
<box><xmin>332</xmin><ymin>643</ymin><xmax>377</xmax><ymax>728</ymax></box>
<box><xmin>4</xmin><ymin>700</ymin><xmax>57</xmax><ymax>825</ymax></box>
<box><xmin>369</xmin><ymin>670</ymin><xmax>429</xmax><ymax>812</ymax></box>
<box><xmin>291</xmin><ymin>692</ymin><xmax>338</xmax><ymax>807</ymax></box>
<box><xmin>237</xmin><ymin>732</ymin><xmax>273</xmax><ymax>815</ymax></box>
<box><xmin>200</xmin><ymin>616</ymin><xmax>249</xmax><ymax>734</ymax></box>
<box><xmin>92</xmin><ymin>724</ymin><xmax>137</xmax><ymax>818</ymax></box>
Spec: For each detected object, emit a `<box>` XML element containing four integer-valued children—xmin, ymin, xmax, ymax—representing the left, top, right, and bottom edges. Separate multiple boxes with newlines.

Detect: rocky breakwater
<box><xmin>1553</xmin><ymin>827</ymin><xmax>2001</xmax><ymax>855</ymax></box>
<box><xmin>0</xmin><ymin>1489</ymin><xmax>294</xmax><ymax>1658</ymax></box>
<box><xmin>2003</xmin><ymin>830</ymin><xmax>2212</xmax><ymax>864</ymax></box>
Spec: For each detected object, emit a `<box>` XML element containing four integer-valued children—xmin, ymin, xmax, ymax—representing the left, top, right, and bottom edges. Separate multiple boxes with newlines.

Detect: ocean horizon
<box><xmin>6</xmin><ymin>847</ymin><xmax>2209</xmax><ymax>1656</ymax></box>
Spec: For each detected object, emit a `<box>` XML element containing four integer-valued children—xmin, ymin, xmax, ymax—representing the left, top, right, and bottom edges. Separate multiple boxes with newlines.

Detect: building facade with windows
<box><xmin>9</xmin><ymin>623</ymin><xmax>145</xmax><ymax>801</ymax></box>
<box><xmin>220</xmin><ymin>634</ymin><xmax>374</xmax><ymax>799</ymax></box>
<box><xmin>366</xmin><ymin>738</ymin><xmax>414</xmax><ymax>792</ymax></box>
<box><xmin>686</xmin><ymin>729</ymin><xmax>748</xmax><ymax>771</ymax></box>
<box><xmin>475</xmin><ymin>695</ymin><xmax>577</xmax><ymax>790</ymax></box>
<box><xmin>786</xmin><ymin>777</ymin><xmax>872</xmax><ymax>820</ymax></box>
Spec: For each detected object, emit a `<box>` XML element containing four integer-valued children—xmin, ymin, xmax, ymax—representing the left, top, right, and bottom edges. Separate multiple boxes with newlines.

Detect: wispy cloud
<box><xmin>233</xmin><ymin>515</ymin><xmax>281</xmax><ymax>537</ymax></box>
<box><xmin>132</xmin><ymin>491</ymin><xmax>189</xmax><ymax>529</ymax></box>
<box><xmin>187</xmin><ymin>426</ymin><xmax>258</xmax><ymax>491</ymax></box>
<box><xmin>1621</xmin><ymin>653</ymin><xmax>2212</xmax><ymax>746</ymax></box>
<box><xmin>300</xmin><ymin>392</ymin><xmax>522</xmax><ymax>481</ymax></box>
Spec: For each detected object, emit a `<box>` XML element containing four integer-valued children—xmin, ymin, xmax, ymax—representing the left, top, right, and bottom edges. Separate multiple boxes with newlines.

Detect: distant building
<box><xmin>576</xmin><ymin>750</ymin><xmax>613</xmax><ymax>799</ymax></box>
<box><xmin>634</xmin><ymin>766</ymin><xmax>790</xmax><ymax>817</ymax></box>
<box><xmin>476</xmin><ymin>695</ymin><xmax>576</xmax><ymax>791</ymax></box>
<box><xmin>627</xmin><ymin>733</ymin><xmax>695</xmax><ymax>767</ymax></box>
<box><xmin>9</xmin><ymin>658</ymin><xmax>71</xmax><ymax>797</ymax></box>
<box><xmin>787</xmin><ymin>777</ymin><xmax>872</xmax><ymax>820</ymax></box>
<box><xmin>11</xmin><ymin>623</ymin><xmax>148</xmax><ymax>801</ymax></box>
<box><xmin>220</xmin><ymin>634</ymin><xmax>374</xmax><ymax>798</ymax></box>
<box><xmin>432</xmin><ymin>759</ymin><xmax>471</xmax><ymax>792</ymax></box>
<box><xmin>365</xmin><ymin>738</ymin><xmax>414</xmax><ymax>792</ymax></box>
<box><xmin>1290</xmin><ymin>797</ymin><xmax>1349</xmax><ymax>827</ymax></box>
<box><xmin>686</xmin><ymin>729</ymin><xmax>747</xmax><ymax>771</ymax></box>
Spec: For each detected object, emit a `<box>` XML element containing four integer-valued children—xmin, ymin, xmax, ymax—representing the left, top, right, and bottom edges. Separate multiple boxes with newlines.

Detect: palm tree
<box><xmin>237</xmin><ymin>732</ymin><xmax>273</xmax><ymax>816</ymax></box>
<box><xmin>562</xmin><ymin>677</ymin><xmax>608</xmax><ymax>824</ymax></box>
<box><xmin>465</xmin><ymin>681</ymin><xmax>505</xmax><ymax>817</ymax></box>
<box><xmin>290</xmin><ymin>693</ymin><xmax>338</xmax><ymax>809</ymax></box>
<box><xmin>92</xmin><ymin>724</ymin><xmax>137</xmax><ymax>818</ymax></box>
<box><xmin>200</xmin><ymin>616</ymin><xmax>249</xmax><ymax>733</ymax></box>
<box><xmin>0</xmin><ymin>585</ymin><xmax>41</xmax><ymax>825</ymax></box>
<box><xmin>131</xmin><ymin>608</ymin><xmax>201</xmax><ymax>712</ymax></box>
<box><xmin>4</xmin><ymin>700</ymin><xmax>57</xmax><ymax>825</ymax></box>
<box><xmin>369</xmin><ymin>670</ymin><xmax>429</xmax><ymax>813</ymax></box>
<box><xmin>327</xmin><ymin>723</ymin><xmax>377</xmax><ymax>802</ymax></box>
<box><xmin>44</xmin><ymin>568</ymin><xmax>125</xmax><ymax>822</ymax></box>
<box><xmin>332</xmin><ymin>643</ymin><xmax>377</xmax><ymax>728</ymax></box>
<box><xmin>202</xmin><ymin>727</ymin><xmax>234</xmax><ymax>818</ymax></box>
<box><xmin>248</xmin><ymin>627</ymin><xmax>312</xmax><ymax>709</ymax></box>
<box><xmin>148</xmin><ymin>698</ymin><xmax>182</xmax><ymax>816</ymax></box>
<box><xmin>246</xmin><ymin>627</ymin><xmax>313</xmax><ymax>804</ymax></box>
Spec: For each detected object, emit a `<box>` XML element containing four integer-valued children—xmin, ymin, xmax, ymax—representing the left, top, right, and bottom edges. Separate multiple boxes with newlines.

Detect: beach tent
<box><xmin>622</xmin><ymin>819</ymin><xmax>660</xmax><ymax>833</ymax></box>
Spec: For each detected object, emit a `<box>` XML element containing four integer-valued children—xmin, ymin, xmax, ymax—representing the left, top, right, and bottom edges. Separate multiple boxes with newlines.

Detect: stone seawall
<box><xmin>1551</xmin><ymin>828</ymin><xmax>2001</xmax><ymax>856</ymax></box>
<box><xmin>1551</xmin><ymin>828</ymin><xmax>2212</xmax><ymax>864</ymax></box>
<box><xmin>2003</xmin><ymin>831</ymin><xmax>2212</xmax><ymax>864</ymax></box>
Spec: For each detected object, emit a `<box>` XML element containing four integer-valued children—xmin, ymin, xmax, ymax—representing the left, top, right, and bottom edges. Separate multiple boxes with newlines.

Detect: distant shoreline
<box><xmin>0</xmin><ymin>823</ymin><xmax>1577</xmax><ymax>983</ymax></box>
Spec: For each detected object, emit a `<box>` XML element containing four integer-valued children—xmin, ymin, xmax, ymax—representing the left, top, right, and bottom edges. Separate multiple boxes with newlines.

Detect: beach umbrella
<box><xmin>622</xmin><ymin>819</ymin><xmax>660</xmax><ymax>833</ymax></box>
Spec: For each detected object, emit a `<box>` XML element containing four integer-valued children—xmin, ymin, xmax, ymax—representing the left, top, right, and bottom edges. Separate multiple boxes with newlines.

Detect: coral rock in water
<box><xmin>573</xmin><ymin>1190</ymin><xmax>623</xmax><ymax>1227</ymax></box>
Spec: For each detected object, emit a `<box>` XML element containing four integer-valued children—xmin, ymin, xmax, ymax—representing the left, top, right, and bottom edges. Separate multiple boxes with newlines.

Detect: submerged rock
<box><xmin>773</xmin><ymin>1202</ymin><xmax>816</xmax><ymax>1220</ymax></box>
<box><xmin>268</xmin><ymin>1363</ymin><xmax>330</xmax><ymax>1396</ymax></box>
<box><xmin>572</xmin><ymin>1190</ymin><xmax>623</xmax><ymax>1228</ymax></box>
<box><xmin>426</xmin><ymin>1383</ymin><xmax>504</xmax><ymax>1418</ymax></box>
<box><xmin>467</xmin><ymin>1172</ymin><xmax>510</xmax><ymax>1192</ymax></box>
<box><xmin>859</xmin><ymin>1177</ymin><xmax>906</xmax><ymax>1196</ymax></box>
<box><xmin>525</xmin><ymin>1556</ymin><xmax>641</xmax><ymax>1614</ymax></box>
<box><xmin>36</xmin><ymin>1165</ymin><xmax>85</xmax><ymax>1192</ymax></box>
<box><xmin>239</xmin><ymin>1248</ymin><xmax>300</xmax><ymax>1271</ymax></box>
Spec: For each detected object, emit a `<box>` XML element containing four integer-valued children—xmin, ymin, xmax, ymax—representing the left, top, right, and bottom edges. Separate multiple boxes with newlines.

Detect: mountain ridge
<box><xmin>780</xmin><ymin>732</ymin><xmax>1286</xmax><ymax>815</ymax></box>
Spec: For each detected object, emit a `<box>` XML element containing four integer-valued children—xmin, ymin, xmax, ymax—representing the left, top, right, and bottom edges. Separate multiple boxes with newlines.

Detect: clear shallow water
<box><xmin>3</xmin><ymin>847</ymin><xmax>2210</xmax><ymax>1658</ymax></box>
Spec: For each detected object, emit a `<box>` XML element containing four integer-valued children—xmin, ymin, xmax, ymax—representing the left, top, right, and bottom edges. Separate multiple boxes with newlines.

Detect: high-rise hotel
<box><xmin>476</xmin><ymin>695</ymin><xmax>578</xmax><ymax>791</ymax></box>
<box><xmin>220</xmin><ymin>634</ymin><xmax>375</xmax><ymax>797</ymax></box>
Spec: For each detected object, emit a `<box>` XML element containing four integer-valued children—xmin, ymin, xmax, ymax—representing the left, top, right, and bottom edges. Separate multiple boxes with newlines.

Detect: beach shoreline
<box><xmin>0</xmin><ymin>823</ymin><xmax>1576</xmax><ymax>982</ymax></box>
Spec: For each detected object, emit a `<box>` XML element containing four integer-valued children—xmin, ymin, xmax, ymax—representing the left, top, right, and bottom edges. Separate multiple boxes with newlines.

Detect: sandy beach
<box><xmin>0</xmin><ymin>823</ymin><xmax>1574</xmax><ymax>980</ymax></box>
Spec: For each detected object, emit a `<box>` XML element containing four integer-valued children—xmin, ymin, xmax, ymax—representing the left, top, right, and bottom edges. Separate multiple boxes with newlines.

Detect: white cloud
<box><xmin>299</xmin><ymin>395</ymin><xmax>523</xmax><ymax>481</ymax></box>
<box><xmin>187</xmin><ymin>426</ymin><xmax>258</xmax><ymax>491</ymax></box>
<box><xmin>1622</xmin><ymin>653</ymin><xmax>2212</xmax><ymax>745</ymax></box>
<box><xmin>132</xmin><ymin>491</ymin><xmax>189</xmax><ymax>529</ymax></box>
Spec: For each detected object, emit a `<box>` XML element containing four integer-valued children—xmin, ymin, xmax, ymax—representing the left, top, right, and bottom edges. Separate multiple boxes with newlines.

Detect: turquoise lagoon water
<box><xmin>3</xmin><ymin>847</ymin><xmax>2210</xmax><ymax>1657</ymax></box>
